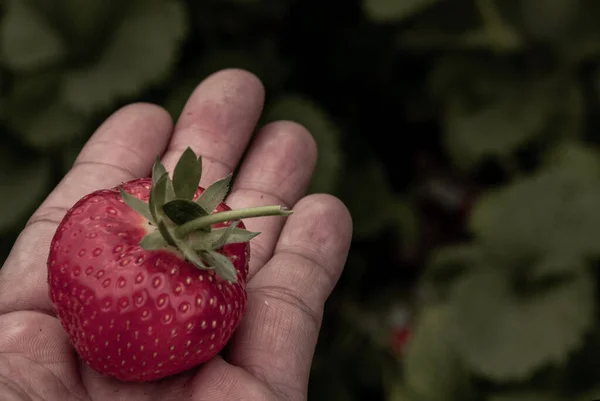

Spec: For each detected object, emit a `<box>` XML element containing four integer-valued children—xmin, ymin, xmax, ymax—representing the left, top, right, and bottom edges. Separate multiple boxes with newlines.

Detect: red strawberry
<box><xmin>47</xmin><ymin>148</ymin><xmax>291</xmax><ymax>382</ymax></box>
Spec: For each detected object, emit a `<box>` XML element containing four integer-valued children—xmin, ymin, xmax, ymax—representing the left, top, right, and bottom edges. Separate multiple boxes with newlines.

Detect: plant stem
<box><xmin>176</xmin><ymin>205</ymin><xmax>292</xmax><ymax>237</ymax></box>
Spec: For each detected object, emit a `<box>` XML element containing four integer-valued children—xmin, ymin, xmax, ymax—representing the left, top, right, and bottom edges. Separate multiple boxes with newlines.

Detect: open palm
<box><xmin>0</xmin><ymin>70</ymin><xmax>352</xmax><ymax>401</ymax></box>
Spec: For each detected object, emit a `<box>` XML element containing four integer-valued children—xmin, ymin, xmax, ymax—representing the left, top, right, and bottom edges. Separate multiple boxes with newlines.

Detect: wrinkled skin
<box><xmin>0</xmin><ymin>69</ymin><xmax>353</xmax><ymax>401</ymax></box>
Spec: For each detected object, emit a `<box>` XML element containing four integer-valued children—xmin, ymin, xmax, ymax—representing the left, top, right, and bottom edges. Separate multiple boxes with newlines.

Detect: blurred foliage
<box><xmin>3</xmin><ymin>0</ymin><xmax>600</xmax><ymax>400</ymax></box>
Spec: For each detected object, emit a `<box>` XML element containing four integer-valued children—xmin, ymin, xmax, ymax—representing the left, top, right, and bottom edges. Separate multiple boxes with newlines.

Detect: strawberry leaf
<box><xmin>152</xmin><ymin>156</ymin><xmax>168</xmax><ymax>186</ymax></box>
<box><xmin>196</xmin><ymin>174</ymin><xmax>232</xmax><ymax>213</ymax></box>
<box><xmin>443</xmin><ymin>89</ymin><xmax>549</xmax><ymax>171</ymax></box>
<box><xmin>487</xmin><ymin>392</ymin><xmax>564</xmax><ymax>401</ymax></box>
<box><xmin>542</xmin><ymin>140</ymin><xmax>600</xmax><ymax>182</ymax></box>
<box><xmin>59</xmin><ymin>0</ymin><xmax>188</xmax><ymax>114</ymax></box>
<box><xmin>449</xmin><ymin>266</ymin><xmax>595</xmax><ymax>381</ymax></box>
<box><xmin>520</xmin><ymin>0</ymin><xmax>579</xmax><ymax>42</ymax></box>
<box><xmin>403</xmin><ymin>305</ymin><xmax>475</xmax><ymax>401</ymax></box>
<box><xmin>119</xmin><ymin>187</ymin><xmax>154</xmax><ymax>223</ymax></box>
<box><xmin>162</xmin><ymin>199</ymin><xmax>209</xmax><ymax>226</ymax></box>
<box><xmin>470</xmin><ymin>170</ymin><xmax>600</xmax><ymax>258</ymax></box>
<box><xmin>363</xmin><ymin>0</ymin><xmax>440</xmax><ymax>23</ymax></box>
<box><xmin>0</xmin><ymin>0</ymin><xmax>66</xmax><ymax>71</ymax></box>
<box><xmin>529</xmin><ymin>252</ymin><xmax>583</xmax><ymax>281</ymax></box>
<box><xmin>139</xmin><ymin>231</ymin><xmax>168</xmax><ymax>250</ymax></box>
<box><xmin>200</xmin><ymin>250</ymin><xmax>238</xmax><ymax>283</ymax></box>
<box><xmin>386</xmin><ymin>383</ymin><xmax>423</xmax><ymax>401</ymax></box>
<box><xmin>172</xmin><ymin>147</ymin><xmax>202</xmax><ymax>200</ymax></box>
<box><xmin>156</xmin><ymin>220</ymin><xmax>178</xmax><ymax>248</ymax></box>
<box><xmin>421</xmin><ymin>244</ymin><xmax>481</xmax><ymax>302</ymax></box>
<box><xmin>58</xmin><ymin>0</ymin><xmax>119</xmax><ymax>43</ymax></box>
<box><xmin>151</xmin><ymin>156</ymin><xmax>176</xmax><ymax>202</ymax></box>
<box><xmin>190</xmin><ymin>221</ymin><xmax>241</xmax><ymax>250</ymax></box>
<box><xmin>172</xmin><ymin>233</ymin><xmax>209</xmax><ymax>270</ymax></box>
<box><xmin>1</xmin><ymin>71</ymin><xmax>88</xmax><ymax>151</ymax></box>
<box><xmin>189</xmin><ymin>225</ymin><xmax>260</xmax><ymax>250</ymax></box>
<box><xmin>7</xmin><ymin>99</ymin><xmax>88</xmax><ymax>151</ymax></box>
<box><xmin>210</xmin><ymin>221</ymin><xmax>241</xmax><ymax>249</ymax></box>
<box><xmin>152</xmin><ymin>156</ymin><xmax>175</xmax><ymax>206</ymax></box>
<box><xmin>138</xmin><ymin>153</ymin><xmax>291</xmax><ymax>282</ymax></box>
<box><xmin>436</xmin><ymin>63</ymin><xmax>582</xmax><ymax>171</ymax></box>
<box><xmin>149</xmin><ymin>172</ymin><xmax>170</xmax><ymax>224</ymax></box>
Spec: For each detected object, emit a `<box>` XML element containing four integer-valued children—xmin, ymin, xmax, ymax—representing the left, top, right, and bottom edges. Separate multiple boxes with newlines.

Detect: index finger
<box><xmin>227</xmin><ymin>194</ymin><xmax>352</xmax><ymax>400</ymax></box>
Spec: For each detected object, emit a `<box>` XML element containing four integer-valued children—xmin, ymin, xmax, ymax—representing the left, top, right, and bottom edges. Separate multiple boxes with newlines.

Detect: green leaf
<box><xmin>443</xmin><ymin>87</ymin><xmax>549</xmax><ymax>171</ymax></box>
<box><xmin>196</xmin><ymin>174</ymin><xmax>232</xmax><ymax>213</ymax></box>
<box><xmin>0</xmin><ymin>0</ymin><xmax>66</xmax><ymax>71</ymax></box>
<box><xmin>434</xmin><ymin>60</ymin><xmax>582</xmax><ymax>171</ymax></box>
<box><xmin>2</xmin><ymin>71</ymin><xmax>88</xmax><ymax>151</ymax></box>
<box><xmin>548</xmin><ymin>79</ymin><xmax>584</xmax><ymax>139</ymax></box>
<box><xmin>530</xmin><ymin>252</ymin><xmax>584</xmax><ymax>281</ymax></box>
<box><xmin>212</xmin><ymin>221</ymin><xmax>252</xmax><ymax>249</ymax></box>
<box><xmin>151</xmin><ymin>158</ymin><xmax>176</xmax><ymax>204</ymax></box>
<box><xmin>1</xmin><ymin>69</ymin><xmax>60</xmax><ymax>110</ymax></box>
<box><xmin>520</xmin><ymin>0</ymin><xmax>580</xmax><ymax>42</ymax></box>
<box><xmin>403</xmin><ymin>305</ymin><xmax>474</xmax><ymax>401</ymax></box>
<box><xmin>162</xmin><ymin>199</ymin><xmax>209</xmax><ymax>226</ymax></box>
<box><xmin>7</xmin><ymin>99</ymin><xmax>88</xmax><ymax>151</ymax></box>
<box><xmin>58</xmin><ymin>0</ymin><xmax>119</xmax><ymax>43</ymax></box>
<box><xmin>449</xmin><ymin>267</ymin><xmax>595</xmax><ymax>381</ymax></box>
<box><xmin>172</xmin><ymin>231</ymin><xmax>208</xmax><ymax>269</ymax></box>
<box><xmin>205</xmin><ymin>221</ymin><xmax>240</xmax><ymax>250</ymax></box>
<box><xmin>0</xmin><ymin>149</ymin><xmax>52</xmax><ymax>233</ymax></box>
<box><xmin>264</xmin><ymin>95</ymin><xmax>343</xmax><ymax>194</ymax></box>
<box><xmin>200</xmin><ymin>250</ymin><xmax>238</xmax><ymax>283</ymax></box>
<box><xmin>488</xmin><ymin>392</ymin><xmax>563</xmax><ymax>401</ymax></box>
<box><xmin>149</xmin><ymin>173</ymin><xmax>170</xmax><ymax>224</ymax></box>
<box><xmin>59</xmin><ymin>0</ymin><xmax>188</xmax><ymax>114</ymax></box>
<box><xmin>470</xmin><ymin>170</ymin><xmax>600</xmax><ymax>257</ymax></box>
<box><xmin>152</xmin><ymin>156</ymin><xmax>168</xmax><ymax>186</ymax></box>
<box><xmin>119</xmin><ymin>187</ymin><xmax>153</xmax><ymax>223</ymax></box>
<box><xmin>156</xmin><ymin>220</ymin><xmax>178</xmax><ymax>248</ymax></box>
<box><xmin>189</xmin><ymin>226</ymin><xmax>260</xmax><ymax>250</ymax></box>
<box><xmin>139</xmin><ymin>231</ymin><xmax>169</xmax><ymax>250</ymax></box>
<box><xmin>386</xmin><ymin>382</ymin><xmax>422</xmax><ymax>401</ymax></box>
<box><xmin>421</xmin><ymin>245</ymin><xmax>481</xmax><ymax>302</ymax></box>
<box><xmin>542</xmin><ymin>140</ymin><xmax>600</xmax><ymax>183</ymax></box>
<box><xmin>363</xmin><ymin>0</ymin><xmax>439</xmax><ymax>23</ymax></box>
<box><xmin>172</xmin><ymin>147</ymin><xmax>202</xmax><ymax>200</ymax></box>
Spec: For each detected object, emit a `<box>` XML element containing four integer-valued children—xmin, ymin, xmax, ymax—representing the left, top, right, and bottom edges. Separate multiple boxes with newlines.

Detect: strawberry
<box><xmin>47</xmin><ymin>148</ymin><xmax>291</xmax><ymax>382</ymax></box>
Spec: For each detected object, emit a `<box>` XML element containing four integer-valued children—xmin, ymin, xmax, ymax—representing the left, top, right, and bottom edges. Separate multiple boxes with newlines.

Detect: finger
<box><xmin>228</xmin><ymin>194</ymin><xmax>352</xmax><ymax>400</ymax></box>
<box><xmin>188</xmin><ymin>357</ymin><xmax>277</xmax><ymax>401</ymax></box>
<box><xmin>0</xmin><ymin>104</ymin><xmax>173</xmax><ymax>314</ymax></box>
<box><xmin>226</xmin><ymin>121</ymin><xmax>317</xmax><ymax>278</ymax></box>
<box><xmin>160</xmin><ymin>69</ymin><xmax>265</xmax><ymax>187</ymax></box>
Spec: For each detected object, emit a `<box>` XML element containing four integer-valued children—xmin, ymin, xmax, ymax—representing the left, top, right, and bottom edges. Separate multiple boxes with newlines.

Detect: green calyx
<box><xmin>119</xmin><ymin>147</ymin><xmax>292</xmax><ymax>283</ymax></box>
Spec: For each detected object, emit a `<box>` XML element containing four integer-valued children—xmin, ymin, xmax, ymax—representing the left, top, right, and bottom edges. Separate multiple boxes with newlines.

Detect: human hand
<box><xmin>0</xmin><ymin>69</ymin><xmax>352</xmax><ymax>401</ymax></box>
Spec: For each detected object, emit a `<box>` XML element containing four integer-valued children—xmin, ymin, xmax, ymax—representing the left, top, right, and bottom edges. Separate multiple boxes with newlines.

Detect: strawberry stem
<box><xmin>122</xmin><ymin>149</ymin><xmax>294</xmax><ymax>282</ymax></box>
<box><xmin>176</xmin><ymin>205</ymin><xmax>292</xmax><ymax>237</ymax></box>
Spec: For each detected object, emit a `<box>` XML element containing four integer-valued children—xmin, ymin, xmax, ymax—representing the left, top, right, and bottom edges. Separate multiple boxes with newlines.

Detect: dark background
<box><xmin>2</xmin><ymin>0</ymin><xmax>600</xmax><ymax>400</ymax></box>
